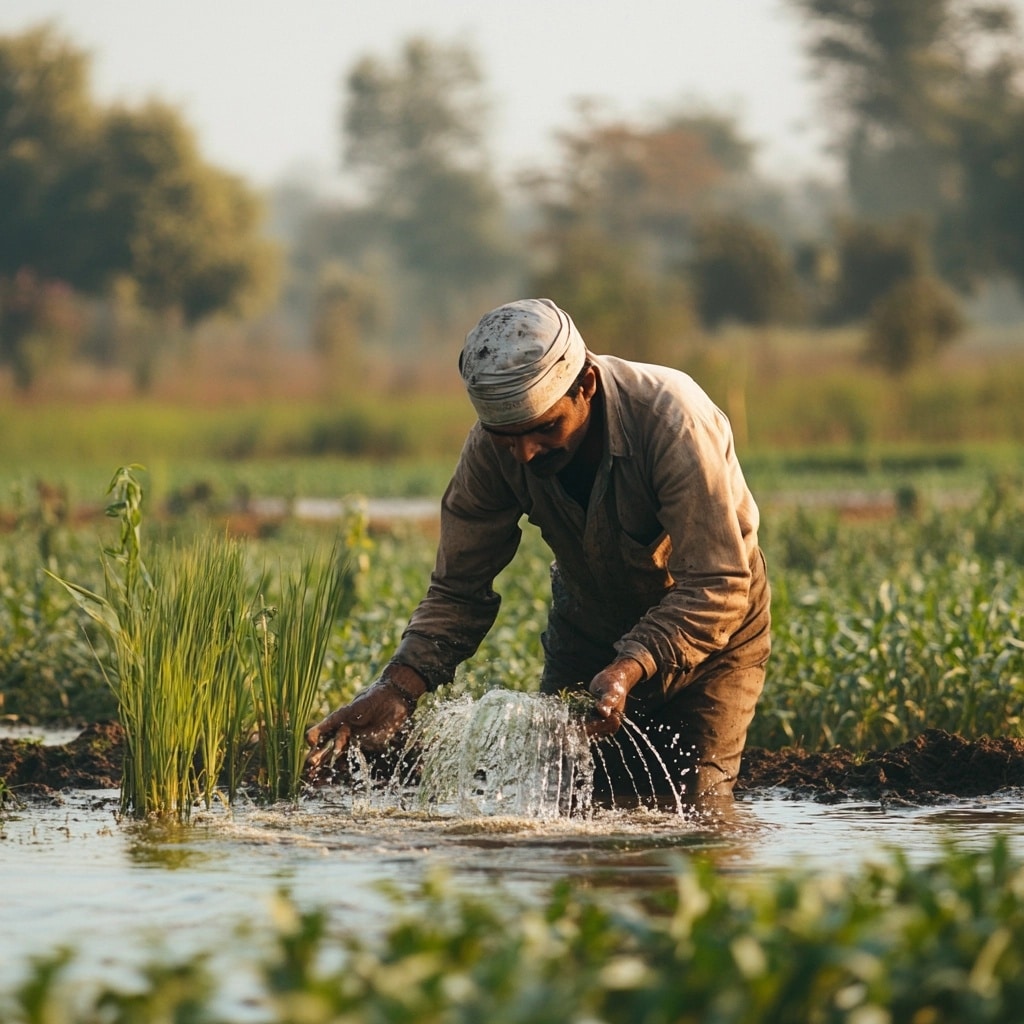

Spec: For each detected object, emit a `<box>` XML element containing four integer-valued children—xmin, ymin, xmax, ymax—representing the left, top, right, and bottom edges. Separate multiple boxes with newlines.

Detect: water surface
<box><xmin>4</xmin><ymin>783</ymin><xmax>1024</xmax><ymax>989</ymax></box>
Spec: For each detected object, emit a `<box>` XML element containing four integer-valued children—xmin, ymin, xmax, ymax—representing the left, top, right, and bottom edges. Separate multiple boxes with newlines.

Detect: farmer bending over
<box><xmin>306</xmin><ymin>298</ymin><xmax>771</xmax><ymax>806</ymax></box>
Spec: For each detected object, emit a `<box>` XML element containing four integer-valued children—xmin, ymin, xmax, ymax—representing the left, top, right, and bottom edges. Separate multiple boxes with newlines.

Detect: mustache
<box><xmin>526</xmin><ymin>449</ymin><xmax>569</xmax><ymax>475</ymax></box>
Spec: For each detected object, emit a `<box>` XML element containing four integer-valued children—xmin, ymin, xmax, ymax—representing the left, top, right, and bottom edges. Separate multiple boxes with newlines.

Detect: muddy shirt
<box><xmin>392</xmin><ymin>354</ymin><xmax>760</xmax><ymax>694</ymax></box>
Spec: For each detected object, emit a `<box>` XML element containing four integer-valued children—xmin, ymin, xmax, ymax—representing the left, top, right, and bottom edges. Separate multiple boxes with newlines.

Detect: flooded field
<box><xmin>5</xmin><ymin>781</ymin><xmax>1024</xmax><ymax>991</ymax></box>
<box><xmin>5</xmin><ymin>697</ymin><xmax>1024</xmax><ymax>1013</ymax></box>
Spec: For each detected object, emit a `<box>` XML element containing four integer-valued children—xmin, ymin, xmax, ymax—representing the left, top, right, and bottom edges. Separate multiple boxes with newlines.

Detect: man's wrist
<box><xmin>382</xmin><ymin>662</ymin><xmax>428</xmax><ymax>700</ymax></box>
<box><xmin>612</xmin><ymin>656</ymin><xmax>646</xmax><ymax>691</ymax></box>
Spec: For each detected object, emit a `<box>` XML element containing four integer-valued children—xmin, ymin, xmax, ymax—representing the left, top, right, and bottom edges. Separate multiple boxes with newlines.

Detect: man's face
<box><xmin>481</xmin><ymin>368</ymin><xmax>597</xmax><ymax>478</ymax></box>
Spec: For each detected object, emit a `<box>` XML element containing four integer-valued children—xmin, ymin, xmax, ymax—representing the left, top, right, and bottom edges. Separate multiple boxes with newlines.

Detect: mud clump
<box><xmin>0</xmin><ymin>721</ymin><xmax>124</xmax><ymax>797</ymax></box>
<box><xmin>737</xmin><ymin>729</ymin><xmax>1024</xmax><ymax>803</ymax></box>
<box><xmin>4</xmin><ymin>725</ymin><xmax>1024</xmax><ymax>804</ymax></box>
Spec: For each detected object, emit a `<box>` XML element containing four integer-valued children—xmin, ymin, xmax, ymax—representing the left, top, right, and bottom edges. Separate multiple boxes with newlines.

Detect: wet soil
<box><xmin>3</xmin><ymin>724</ymin><xmax>1024</xmax><ymax>805</ymax></box>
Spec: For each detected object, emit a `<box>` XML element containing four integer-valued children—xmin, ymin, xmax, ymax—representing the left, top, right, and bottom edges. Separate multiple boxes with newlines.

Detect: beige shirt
<box><xmin>394</xmin><ymin>354</ymin><xmax>761</xmax><ymax>691</ymax></box>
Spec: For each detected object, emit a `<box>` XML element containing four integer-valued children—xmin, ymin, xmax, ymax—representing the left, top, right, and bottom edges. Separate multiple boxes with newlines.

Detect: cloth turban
<box><xmin>459</xmin><ymin>298</ymin><xmax>588</xmax><ymax>426</ymax></box>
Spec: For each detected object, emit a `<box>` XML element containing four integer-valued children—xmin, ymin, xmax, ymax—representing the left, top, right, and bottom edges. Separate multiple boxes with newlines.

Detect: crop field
<box><xmin>2</xmin><ymin>420</ymin><xmax>1023</xmax><ymax>1022</ymax></box>
<box><xmin>2</xmin><ymin>459</ymin><xmax>1022</xmax><ymax>752</ymax></box>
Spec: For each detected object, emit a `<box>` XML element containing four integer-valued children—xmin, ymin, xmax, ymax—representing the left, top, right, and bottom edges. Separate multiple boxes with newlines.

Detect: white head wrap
<box><xmin>459</xmin><ymin>298</ymin><xmax>588</xmax><ymax>426</ymax></box>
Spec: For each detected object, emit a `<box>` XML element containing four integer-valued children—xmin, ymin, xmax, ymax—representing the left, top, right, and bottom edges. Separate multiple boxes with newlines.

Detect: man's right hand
<box><xmin>304</xmin><ymin>664</ymin><xmax>426</xmax><ymax>778</ymax></box>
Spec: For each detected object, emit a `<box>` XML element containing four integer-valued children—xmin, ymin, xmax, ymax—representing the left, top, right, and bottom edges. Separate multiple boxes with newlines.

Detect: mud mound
<box><xmin>737</xmin><ymin>729</ymin><xmax>1024</xmax><ymax>802</ymax></box>
<box><xmin>0</xmin><ymin>721</ymin><xmax>124</xmax><ymax>797</ymax></box>
<box><xmin>3</xmin><ymin>725</ymin><xmax>1024</xmax><ymax>804</ymax></box>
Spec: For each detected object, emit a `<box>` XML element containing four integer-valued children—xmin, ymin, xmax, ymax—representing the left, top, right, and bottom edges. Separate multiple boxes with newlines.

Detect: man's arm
<box><xmin>306</xmin><ymin>431</ymin><xmax>524</xmax><ymax>770</ymax></box>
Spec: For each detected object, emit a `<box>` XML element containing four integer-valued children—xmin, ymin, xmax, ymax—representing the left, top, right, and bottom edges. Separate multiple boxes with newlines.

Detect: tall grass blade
<box><xmin>250</xmin><ymin>545</ymin><xmax>353</xmax><ymax>801</ymax></box>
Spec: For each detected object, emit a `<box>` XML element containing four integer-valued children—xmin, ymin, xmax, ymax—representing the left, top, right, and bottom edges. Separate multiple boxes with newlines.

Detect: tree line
<box><xmin>3</xmin><ymin>0</ymin><xmax>1024</xmax><ymax>391</ymax></box>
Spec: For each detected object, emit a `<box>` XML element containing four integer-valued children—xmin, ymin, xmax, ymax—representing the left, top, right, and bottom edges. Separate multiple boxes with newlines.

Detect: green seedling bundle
<box><xmin>50</xmin><ymin>466</ymin><xmax>354</xmax><ymax>819</ymax></box>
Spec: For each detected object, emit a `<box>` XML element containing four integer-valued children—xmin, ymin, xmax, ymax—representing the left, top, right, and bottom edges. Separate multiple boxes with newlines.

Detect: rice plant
<box><xmin>52</xmin><ymin>468</ymin><xmax>255</xmax><ymax>817</ymax></box>
<box><xmin>249</xmin><ymin>545</ymin><xmax>354</xmax><ymax>801</ymax></box>
<box><xmin>51</xmin><ymin>466</ymin><xmax>359</xmax><ymax>817</ymax></box>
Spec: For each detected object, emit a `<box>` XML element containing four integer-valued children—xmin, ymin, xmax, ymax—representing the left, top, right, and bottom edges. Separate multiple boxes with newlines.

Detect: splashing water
<box><xmin>340</xmin><ymin>688</ymin><xmax>697</xmax><ymax>821</ymax></box>
<box><xmin>401</xmin><ymin>689</ymin><xmax>595</xmax><ymax>819</ymax></box>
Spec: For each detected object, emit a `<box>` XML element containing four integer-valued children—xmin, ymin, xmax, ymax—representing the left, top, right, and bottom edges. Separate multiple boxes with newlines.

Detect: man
<box><xmin>306</xmin><ymin>298</ymin><xmax>770</xmax><ymax>807</ymax></box>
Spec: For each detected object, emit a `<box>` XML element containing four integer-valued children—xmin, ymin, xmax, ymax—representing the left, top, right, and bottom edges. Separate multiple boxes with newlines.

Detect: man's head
<box><xmin>460</xmin><ymin>299</ymin><xmax>598</xmax><ymax>476</ymax></box>
<box><xmin>460</xmin><ymin>299</ymin><xmax>587</xmax><ymax>425</ymax></box>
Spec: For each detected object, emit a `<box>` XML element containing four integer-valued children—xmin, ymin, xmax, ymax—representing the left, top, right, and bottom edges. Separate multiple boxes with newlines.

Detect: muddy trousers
<box><xmin>539</xmin><ymin>551</ymin><xmax>771</xmax><ymax>807</ymax></box>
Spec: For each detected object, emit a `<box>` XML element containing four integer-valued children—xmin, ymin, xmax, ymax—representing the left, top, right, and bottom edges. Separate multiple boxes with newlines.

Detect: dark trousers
<box><xmin>540</xmin><ymin>550</ymin><xmax>771</xmax><ymax>808</ymax></box>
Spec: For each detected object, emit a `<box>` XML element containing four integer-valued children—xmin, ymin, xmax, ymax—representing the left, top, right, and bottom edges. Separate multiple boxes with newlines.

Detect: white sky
<box><xmin>0</xmin><ymin>0</ymin><xmax>1002</xmax><ymax>193</ymax></box>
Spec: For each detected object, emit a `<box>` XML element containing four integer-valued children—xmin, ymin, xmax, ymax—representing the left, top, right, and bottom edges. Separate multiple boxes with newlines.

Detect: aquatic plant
<box><xmin>50</xmin><ymin>466</ymin><xmax>358</xmax><ymax>818</ymax></box>
<box><xmin>4</xmin><ymin>839</ymin><xmax>1024</xmax><ymax>1023</ymax></box>
<box><xmin>249</xmin><ymin>547</ymin><xmax>353</xmax><ymax>802</ymax></box>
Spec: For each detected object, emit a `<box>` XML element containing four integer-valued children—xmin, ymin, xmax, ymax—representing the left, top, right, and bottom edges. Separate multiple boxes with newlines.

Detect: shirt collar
<box><xmin>593</xmin><ymin>354</ymin><xmax>632</xmax><ymax>460</ymax></box>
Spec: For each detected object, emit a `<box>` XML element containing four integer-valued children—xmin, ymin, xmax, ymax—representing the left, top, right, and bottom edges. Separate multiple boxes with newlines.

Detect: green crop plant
<box><xmin>50</xmin><ymin>466</ymin><xmax>361</xmax><ymax>818</ymax></box>
<box><xmin>249</xmin><ymin>544</ymin><xmax>355</xmax><ymax>801</ymax></box>
<box><xmin>755</xmin><ymin>474</ymin><xmax>1024</xmax><ymax>749</ymax></box>
<box><xmin>51</xmin><ymin>467</ymin><xmax>255</xmax><ymax>818</ymax></box>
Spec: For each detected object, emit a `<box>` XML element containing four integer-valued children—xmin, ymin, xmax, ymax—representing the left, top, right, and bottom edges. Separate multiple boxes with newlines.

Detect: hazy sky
<box><xmin>0</xmin><ymin>0</ymin><xmax>921</xmax><ymax>191</ymax></box>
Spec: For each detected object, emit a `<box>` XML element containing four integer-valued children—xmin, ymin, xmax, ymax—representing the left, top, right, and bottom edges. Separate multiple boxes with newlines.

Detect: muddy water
<box><xmin>4</xmin><ymin>708</ymin><xmax>1024</xmax><ymax>993</ymax></box>
<box><xmin>4</xmin><ymin>785</ymin><xmax>1024</xmax><ymax>992</ymax></box>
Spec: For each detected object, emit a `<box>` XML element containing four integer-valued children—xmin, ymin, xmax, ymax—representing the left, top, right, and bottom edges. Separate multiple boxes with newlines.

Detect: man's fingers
<box><xmin>304</xmin><ymin>722</ymin><xmax>351</xmax><ymax>776</ymax></box>
<box><xmin>585</xmin><ymin>705</ymin><xmax>623</xmax><ymax>739</ymax></box>
<box><xmin>306</xmin><ymin>706</ymin><xmax>350</xmax><ymax>749</ymax></box>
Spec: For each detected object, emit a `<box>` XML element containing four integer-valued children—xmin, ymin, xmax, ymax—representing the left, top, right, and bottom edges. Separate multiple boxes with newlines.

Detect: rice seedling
<box><xmin>50</xmin><ymin>466</ymin><xmax>360</xmax><ymax>817</ymax></box>
<box><xmin>249</xmin><ymin>544</ymin><xmax>355</xmax><ymax>801</ymax></box>
<box><xmin>51</xmin><ymin>468</ymin><xmax>255</xmax><ymax>817</ymax></box>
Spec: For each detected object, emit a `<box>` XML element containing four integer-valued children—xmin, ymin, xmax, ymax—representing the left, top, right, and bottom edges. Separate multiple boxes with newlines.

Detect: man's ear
<box><xmin>582</xmin><ymin>365</ymin><xmax>598</xmax><ymax>402</ymax></box>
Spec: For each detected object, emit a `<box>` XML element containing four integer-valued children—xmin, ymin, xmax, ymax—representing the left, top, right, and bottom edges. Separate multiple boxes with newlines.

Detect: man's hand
<box><xmin>585</xmin><ymin>657</ymin><xmax>645</xmax><ymax>738</ymax></box>
<box><xmin>304</xmin><ymin>664</ymin><xmax>426</xmax><ymax>778</ymax></box>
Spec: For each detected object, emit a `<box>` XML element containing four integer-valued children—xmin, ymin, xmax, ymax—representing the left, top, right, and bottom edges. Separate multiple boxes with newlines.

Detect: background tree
<box><xmin>525</xmin><ymin>104</ymin><xmax>753</xmax><ymax>277</ymax></box>
<box><xmin>866</xmin><ymin>274</ymin><xmax>965</xmax><ymax>373</ymax></box>
<box><xmin>0</xmin><ymin>26</ymin><xmax>94</xmax><ymax>281</ymax></box>
<box><xmin>340</xmin><ymin>37</ymin><xmax>515</xmax><ymax>340</ymax></box>
<box><xmin>690</xmin><ymin>215</ymin><xmax>803</xmax><ymax>329</ymax></box>
<box><xmin>311</xmin><ymin>262</ymin><xmax>380</xmax><ymax>397</ymax></box>
<box><xmin>792</xmin><ymin>0</ymin><xmax>1024</xmax><ymax>290</ymax></box>
<box><xmin>0</xmin><ymin>26</ymin><xmax>277</xmax><ymax>390</ymax></box>
<box><xmin>530</xmin><ymin>224</ymin><xmax>693</xmax><ymax>364</ymax></box>
<box><xmin>521</xmin><ymin>105</ymin><xmax>755</xmax><ymax>359</ymax></box>
<box><xmin>826</xmin><ymin>218</ymin><xmax>930</xmax><ymax>324</ymax></box>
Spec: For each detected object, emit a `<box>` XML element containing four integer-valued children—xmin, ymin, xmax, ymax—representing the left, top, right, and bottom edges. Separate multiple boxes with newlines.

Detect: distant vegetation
<box><xmin>2</xmin><ymin>0</ymin><xmax>1024</xmax><ymax>402</ymax></box>
<box><xmin>3</xmin><ymin>462</ymin><xmax>1021</xmax><ymax>755</ymax></box>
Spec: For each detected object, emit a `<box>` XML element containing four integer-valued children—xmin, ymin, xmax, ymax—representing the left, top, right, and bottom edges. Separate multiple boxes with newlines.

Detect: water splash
<box><xmin>337</xmin><ymin>689</ymin><xmax>702</xmax><ymax>821</ymax></box>
<box><xmin>401</xmin><ymin>689</ymin><xmax>595</xmax><ymax>820</ymax></box>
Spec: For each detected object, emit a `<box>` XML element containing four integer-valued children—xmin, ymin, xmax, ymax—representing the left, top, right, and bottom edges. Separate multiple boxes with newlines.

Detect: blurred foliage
<box><xmin>794</xmin><ymin>0</ymin><xmax>1024</xmax><ymax>292</ymax></box>
<box><xmin>691</xmin><ymin>214</ymin><xmax>804</xmax><ymax>328</ymax></box>
<box><xmin>0</xmin><ymin>26</ymin><xmax>277</xmax><ymax>389</ymax></box>
<box><xmin>5</xmin><ymin>8</ymin><xmax>1024</xmax><ymax>393</ymax></box>
<box><xmin>866</xmin><ymin>274</ymin><xmax>966</xmax><ymax>374</ymax></box>
<box><xmin>826</xmin><ymin>217</ymin><xmax>932</xmax><ymax>324</ymax></box>
<box><xmin>6</xmin><ymin>841</ymin><xmax>1024</xmax><ymax>1023</ymax></box>
<box><xmin>339</xmin><ymin>36</ymin><xmax>516</xmax><ymax>331</ymax></box>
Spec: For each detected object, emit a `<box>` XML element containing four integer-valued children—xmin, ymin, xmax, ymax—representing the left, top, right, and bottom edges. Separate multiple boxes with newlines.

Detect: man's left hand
<box><xmin>585</xmin><ymin>657</ymin><xmax>645</xmax><ymax>738</ymax></box>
